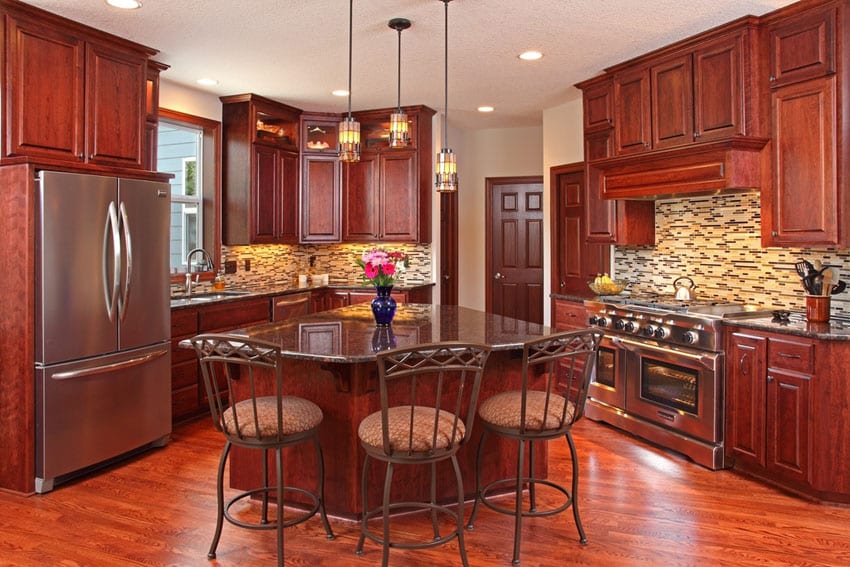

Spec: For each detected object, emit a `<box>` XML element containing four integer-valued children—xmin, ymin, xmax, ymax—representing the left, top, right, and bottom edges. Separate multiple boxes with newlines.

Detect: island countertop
<box><xmin>209</xmin><ymin>303</ymin><xmax>553</xmax><ymax>362</ymax></box>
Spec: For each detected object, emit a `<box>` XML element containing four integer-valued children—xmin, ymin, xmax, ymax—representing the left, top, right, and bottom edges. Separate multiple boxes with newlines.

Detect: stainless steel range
<box><xmin>583</xmin><ymin>295</ymin><xmax>768</xmax><ymax>470</ymax></box>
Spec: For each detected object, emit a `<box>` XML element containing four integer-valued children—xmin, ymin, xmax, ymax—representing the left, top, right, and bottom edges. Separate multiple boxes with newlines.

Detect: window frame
<box><xmin>158</xmin><ymin>108</ymin><xmax>222</xmax><ymax>284</ymax></box>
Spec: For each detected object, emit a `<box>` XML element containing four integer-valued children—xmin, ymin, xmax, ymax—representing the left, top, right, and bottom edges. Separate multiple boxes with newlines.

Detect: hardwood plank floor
<box><xmin>1</xmin><ymin>417</ymin><xmax>848</xmax><ymax>566</ymax></box>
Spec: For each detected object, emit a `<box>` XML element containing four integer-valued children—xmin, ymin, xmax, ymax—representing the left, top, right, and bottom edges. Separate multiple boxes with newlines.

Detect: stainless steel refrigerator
<box><xmin>34</xmin><ymin>171</ymin><xmax>172</xmax><ymax>493</ymax></box>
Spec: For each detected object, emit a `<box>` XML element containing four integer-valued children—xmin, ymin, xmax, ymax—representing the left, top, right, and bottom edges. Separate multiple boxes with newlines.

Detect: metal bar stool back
<box><xmin>356</xmin><ymin>342</ymin><xmax>492</xmax><ymax>567</ymax></box>
<box><xmin>191</xmin><ymin>334</ymin><xmax>334</xmax><ymax>567</ymax></box>
<box><xmin>466</xmin><ymin>329</ymin><xmax>602</xmax><ymax>565</ymax></box>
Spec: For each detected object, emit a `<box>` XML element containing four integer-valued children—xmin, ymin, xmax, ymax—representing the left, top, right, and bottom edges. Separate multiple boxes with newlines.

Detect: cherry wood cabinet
<box><xmin>301</xmin><ymin>154</ymin><xmax>342</xmax><ymax>242</ymax></box>
<box><xmin>144</xmin><ymin>60</ymin><xmax>168</xmax><ymax>170</ymax></box>
<box><xmin>552</xmin><ymin>298</ymin><xmax>587</xmax><ymax>331</ymax></box>
<box><xmin>761</xmin><ymin>2</ymin><xmax>845</xmax><ymax>247</ymax></box>
<box><xmin>724</xmin><ymin>324</ymin><xmax>850</xmax><ymax>503</ymax></box>
<box><xmin>612</xmin><ymin>67</ymin><xmax>652</xmax><ymax>155</ymax></box>
<box><xmin>221</xmin><ymin>94</ymin><xmax>301</xmax><ymax>245</ymax></box>
<box><xmin>1</xmin><ymin>1</ymin><xmax>158</xmax><ymax>169</ymax></box>
<box><xmin>310</xmin><ymin>286</ymin><xmax>432</xmax><ymax>313</ymax></box>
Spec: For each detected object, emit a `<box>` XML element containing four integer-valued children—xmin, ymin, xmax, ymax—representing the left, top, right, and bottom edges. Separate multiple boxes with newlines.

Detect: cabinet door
<box><xmin>726</xmin><ymin>332</ymin><xmax>767</xmax><ymax>468</ymax></box>
<box><xmin>764</xmin><ymin>76</ymin><xmax>838</xmax><ymax>246</ymax></box>
<box><xmin>553</xmin><ymin>299</ymin><xmax>587</xmax><ymax>331</ymax></box>
<box><xmin>582</xmin><ymin>80</ymin><xmax>613</xmax><ymax>131</ymax></box>
<box><xmin>613</xmin><ymin>67</ymin><xmax>651</xmax><ymax>155</ymax></box>
<box><xmin>693</xmin><ymin>33</ymin><xmax>745</xmax><ymax>141</ymax></box>
<box><xmin>278</xmin><ymin>150</ymin><xmax>299</xmax><ymax>243</ymax></box>
<box><xmin>380</xmin><ymin>149</ymin><xmax>418</xmax><ymax>241</ymax></box>
<box><xmin>584</xmin><ymin>129</ymin><xmax>613</xmax><ymax>163</ymax></box>
<box><xmin>301</xmin><ymin>155</ymin><xmax>341</xmax><ymax>242</ymax></box>
<box><xmin>342</xmin><ymin>152</ymin><xmax>380</xmax><ymax>241</ymax></box>
<box><xmin>85</xmin><ymin>42</ymin><xmax>146</xmax><ymax>168</ymax></box>
<box><xmin>326</xmin><ymin>291</ymin><xmax>350</xmax><ymax>310</ymax></box>
<box><xmin>252</xmin><ymin>144</ymin><xmax>279</xmax><ymax>243</ymax></box>
<box><xmin>768</xmin><ymin>7</ymin><xmax>835</xmax><ymax>88</ymax></box>
<box><xmin>4</xmin><ymin>15</ymin><xmax>85</xmax><ymax>161</ymax></box>
<box><xmin>766</xmin><ymin>369</ymin><xmax>810</xmax><ymax>484</ymax></box>
<box><xmin>651</xmin><ymin>54</ymin><xmax>694</xmax><ymax>149</ymax></box>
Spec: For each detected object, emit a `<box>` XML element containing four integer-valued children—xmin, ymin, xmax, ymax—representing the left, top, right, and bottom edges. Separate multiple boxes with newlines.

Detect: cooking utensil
<box><xmin>832</xmin><ymin>280</ymin><xmax>847</xmax><ymax>295</ymax></box>
<box><xmin>673</xmin><ymin>276</ymin><xmax>697</xmax><ymax>301</ymax></box>
<box><xmin>803</xmin><ymin>274</ymin><xmax>818</xmax><ymax>294</ymax></box>
<box><xmin>820</xmin><ymin>268</ymin><xmax>833</xmax><ymax>296</ymax></box>
<box><xmin>794</xmin><ymin>259</ymin><xmax>811</xmax><ymax>278</ymax></box>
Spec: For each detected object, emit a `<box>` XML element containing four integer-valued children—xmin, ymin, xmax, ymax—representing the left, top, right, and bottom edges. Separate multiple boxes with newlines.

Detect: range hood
<box><xmin>588</xmin><ymin>136</ymin><xmax>769</xmax><ymax>200</ymax></box>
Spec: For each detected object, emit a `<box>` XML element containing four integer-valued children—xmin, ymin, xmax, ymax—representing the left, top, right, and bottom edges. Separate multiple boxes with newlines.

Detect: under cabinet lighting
<box><xmin>106</xmin><ymin>0</ymin><xmax>142</xmax><ymax>9</ymax></box>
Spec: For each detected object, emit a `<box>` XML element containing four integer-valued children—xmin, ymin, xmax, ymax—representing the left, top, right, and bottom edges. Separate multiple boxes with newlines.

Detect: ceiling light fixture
<box><xmin>519</xmin><ymin>50</ymin><xmax>543</xmax><ymax>61</ymax></box>
<box><xmin>435</xmin><ymin>0</ymin><xmax>457</xmax><ymax>193</ymax></box>
<box><xmin>338</xmin><ymin>0</ymin><xmax>360</xmax><ymax>163</ymax></box>
<box><xmin>106</xmin><ymin>0</ymin><xmax>141</xmax><ymax>9</ymax></box>
<box><xmin>332</xmin><ymin>89</ymin><xmax>349</xmax><ymax>97</ymax></box>
<box><xmin>196</xmin><ymin>78</ymin><xmax>219</xmax><ymax>86</ymax></box>
<box><xmin>477</xmin><ymin>106</ymin><xmax>494</xmax><ymax>113</ymax></box>
<box><xmin>388</xmin><ymin>17</ymin><xmax>411</xmax><ymax>149</ymax></box>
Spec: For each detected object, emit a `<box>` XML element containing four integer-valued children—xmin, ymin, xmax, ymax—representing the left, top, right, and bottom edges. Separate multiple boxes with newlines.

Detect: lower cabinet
<box><xmin>725</xmin><ymin>328</ymin><xmax>814</xmax><ymax>492</ymax></box>
<box><xmin>552</xmin><ymin>298</ymin><xmax>588</xmax><ymax>331</ymax></box>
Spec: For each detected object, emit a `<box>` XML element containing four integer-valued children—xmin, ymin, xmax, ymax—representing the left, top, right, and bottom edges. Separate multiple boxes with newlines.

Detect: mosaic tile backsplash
<box><xmin>218</xmin><ymin>243</ymin><xmax>433</xmax><ymax>288</ymax></box>
<box><xmin>615</xmin><ymin>192</ymin><xmax>850</xmax><ymax>316</ymax></box>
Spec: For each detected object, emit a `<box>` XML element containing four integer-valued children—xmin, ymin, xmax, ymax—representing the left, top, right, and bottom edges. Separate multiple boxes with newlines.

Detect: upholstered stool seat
<box><xmin>358</xmin><ymin>406</ymin><xmax>466</xmax><ymax>452</ymax></box>
<box><xmin>478</xmin><ymin>391</ymin><xmax>575</xmax><ymax>432</ymax></box>
<box><xmin>223</xmin><ymin>396</ymin><xmax>323</xmax><ymax>438</ymax></box>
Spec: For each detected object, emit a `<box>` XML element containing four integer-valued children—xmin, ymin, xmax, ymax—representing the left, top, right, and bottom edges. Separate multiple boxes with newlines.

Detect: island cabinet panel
<box><xmin>723</xmin><ymin>326</ymin><xmax>850</xmax><ymax>500</ymax></box>
<box><xmin>221</xmin><ymin>94</ymin><xmax>301</xmax><ymax>245</ymax></box>
<box><xmin>2</xmin><ymin>4</ymin><xmax>155</xmax><ymax>169</ymax></box>
<box><xmin>761</xmin><ymin>1</ymin><xmax>845</xmax><ymax>247</ymax></box>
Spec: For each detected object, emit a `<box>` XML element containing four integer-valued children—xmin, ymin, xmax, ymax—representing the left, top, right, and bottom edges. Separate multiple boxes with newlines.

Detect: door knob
<box><xmin>560</xmin><ymin>281</ymin><xmax>566</xmax><ymax>287</ymax></box>
<box><xmin>442</xmin><ymin>274</ymin><xmax>450</xmax><ymax>280</ymax></box>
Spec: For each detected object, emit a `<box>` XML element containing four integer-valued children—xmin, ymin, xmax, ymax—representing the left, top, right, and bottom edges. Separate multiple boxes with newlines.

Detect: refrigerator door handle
<box><xmin>118</xmin><ymin>201</ymin><xmax>133</xmax><ymax>322</ymax></box>
<box><xmin>51</xmin><ymin>347</ymin><xmax>169</xmax><ymax>380</ymax></box>
<box><xmin>102</xmin><ymin>201</ymin><xmax>121</xmax><ymax>322</ymax></box>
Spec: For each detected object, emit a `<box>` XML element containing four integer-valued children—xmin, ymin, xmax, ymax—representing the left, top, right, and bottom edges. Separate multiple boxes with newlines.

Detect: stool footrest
<box><xmin>360</xmin><ymin>501</ymin><xmax>462</xmax><ymax>551</ymax></box>
<box><xmin>224</xmin><ymin>485</ymin><xmax>322</xmax><ymax>530</ymax></box>
<box><xmin>477</xmin><ymin>477</ymin><xmax>573</xmax><ymax>518</ymax></box>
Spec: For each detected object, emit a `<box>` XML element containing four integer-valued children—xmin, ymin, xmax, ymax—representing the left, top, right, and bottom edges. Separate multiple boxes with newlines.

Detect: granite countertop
<box><xmin>182</xmin><ymin>303</ymin><xmax>553</xmax><ymax>363</ymax></box>
<box><xmin>170</xmin><ymin>280</ymin><xmax>435</xmax><ymax>309</ymax></box>
<box><xmin>721</xmin><ymin>312</ymin><xmax>850</xmax><ymax>341</ymax></box>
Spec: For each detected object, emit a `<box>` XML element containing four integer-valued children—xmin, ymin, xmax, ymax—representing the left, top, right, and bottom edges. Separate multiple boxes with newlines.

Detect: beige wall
<box><xmin>159</xmin><ymin>80</ymin><xmax>222</xmax><ymax>121</ymax></box>
<box><xmin>454</xmin><ymin>126</ymin><xmax>544</xmax><ymax>311</ymax></box>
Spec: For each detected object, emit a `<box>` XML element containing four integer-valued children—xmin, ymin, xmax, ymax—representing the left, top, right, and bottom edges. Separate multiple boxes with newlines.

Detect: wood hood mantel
<box><xmin>588</xmin><ymin>136</ymin><xmax>770</xmax><ymax>200</ymax></box>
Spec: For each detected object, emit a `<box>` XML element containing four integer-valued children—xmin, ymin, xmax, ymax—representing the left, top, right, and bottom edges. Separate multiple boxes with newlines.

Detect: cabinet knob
<box><xmin>644</xmin><ymin>142</ymin><xmax>650</xmax><ymax>148</ymax></box>
<box><xmin>77</xmin><ymin>153</ymin><xmax>84</xmax><ymax>159</ymax></box>
<box><xmin>560</xmin><ymin>281</ymin><xmax>566</xmax><ymax>288</ymax></box>
<box><xmin>694</xmin><ymin>132</ymin><xmax>701</xmax><ymax>139</ymax></box>
<box><xmin>771</xmin><ymin>230</ymin><xmax>778</xmax><ymax>237</ymax></box>
<box><xmin>769</xmin><ymin>75</ymin><xmax>776</xmax><ymax>82</ymax></box>
<box><xmin>767</xmin><ymin>375</ymin><xmax>774</xmax><ymax>383</ymax></box>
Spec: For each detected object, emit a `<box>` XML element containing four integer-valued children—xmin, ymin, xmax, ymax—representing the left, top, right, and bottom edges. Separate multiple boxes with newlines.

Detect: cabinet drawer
<box><xmin>171</xmin><ymin>308</ymin><xmax>198</xmax><ymax>337</ymax></box>
<box><xmin>171</xmin><ymin>359</ymin><xmax>198</xmax><ymax>390</ymax></box>
<box><xmin>172</xmin><ymin>384</ymin><xmax>200</xmax><ymax>420</ymax></box>
<box><xmin>554</xmin><ymin>300</ymin><xmax>587</xmax><ymax>331</ymax></box>
<box><xmin>171</xmin><ymin>337</ymin><xmax>197</xmax><ymax>364</ymax></box>
<box><xmin>272</xmin><ymin>292</ymin><xmax>310</xmax><ymax>321</ymax></box>
<box><xmin>767</xmin><ymin>337</ymin><xmax>815</xmax><ymax>374</ymax></box>
<box><xmin>199</xmin><ymin>298</ymin><xmax>270</xmax><ymax>332</ymax></box>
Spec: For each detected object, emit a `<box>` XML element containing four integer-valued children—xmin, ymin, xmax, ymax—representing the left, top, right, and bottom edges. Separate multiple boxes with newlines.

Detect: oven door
<box><xmin>615</xmin><ymin>336</ymin><xmax>722</xmax><ymax>443</ymax></box>
<box><xmin>588</xmin><ymin>334</ymin><xmax>627</xmax><ymax>409</ymax></box>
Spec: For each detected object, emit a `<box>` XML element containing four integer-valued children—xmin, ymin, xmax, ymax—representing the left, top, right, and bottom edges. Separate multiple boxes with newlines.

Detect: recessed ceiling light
<box><xmin>332</xmin><ymin>89</ymin><xmax>349</xmax><ymax>97</ymax></box>
<box><xmin>518</xmin><ymin>50</ymin><xmax>543</xmax><ymax>61</ymax></box>
<box><xmin>106</xmin><ymin>0</ymin><xmax>142</xmax><ymax>9</ymax></box>
<box><xmin>477</xmin><ymin>106</ymin><xmax>494</xmax><ymax>113</ymax></box>
<box><xmin>196</xmin><ymin>78</ymin><xmax>219</xmax><ymax>86</ymax></box>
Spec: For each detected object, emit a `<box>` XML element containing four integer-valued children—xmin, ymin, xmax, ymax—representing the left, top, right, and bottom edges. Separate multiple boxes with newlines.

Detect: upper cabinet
<box><xmin>221</xmin><ymin>94</ymin><xmax>301</xmax><ymax>245</ymax></box>
<box><xmin>300</xmin><ymin>113</ymin><xmax>342</xmax><ymax>243</ymax></box>
<box><xmin>342</xmin><ymin>105</ymin><xmax>435</xmax><ymax>243</ymax></box>
<box><xmin>761</xmin><ymin>2</ymin><xmax>844</xmax><ymax>247</ymax></box>
<box><xmin>1</xmin><ymin>1</ymin><xmax>160</xmax><ymax>170</ymax></box>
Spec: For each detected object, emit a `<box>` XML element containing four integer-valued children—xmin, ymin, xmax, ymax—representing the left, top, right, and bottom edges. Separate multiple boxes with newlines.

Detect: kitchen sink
<box><xmin>170</xmin><ymin>290</ymin><xmax>252</xmax><ymax>303</ymax></box>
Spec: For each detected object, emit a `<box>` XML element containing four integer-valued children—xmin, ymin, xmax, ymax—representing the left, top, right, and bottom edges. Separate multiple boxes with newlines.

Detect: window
<box><xmin>156</xmin><ymin>109</ymin><xmax>221</xmax><ymax>278</ymax></box>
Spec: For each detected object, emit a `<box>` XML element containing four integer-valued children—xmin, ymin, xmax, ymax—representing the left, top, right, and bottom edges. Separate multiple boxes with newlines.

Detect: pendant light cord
<box><xmin>443</xmin><ymin>0</ymin><xmax>449</xmax><ymax>148</ymax></box>
<box><xmin>347</xmin><ymin>0</ymin><xmax>353</xmax><ymax>118</ymax></box>
<box><xmin>396</xmin><ymin>27</ymin><xmax>402</xmax><ymax>113</ymax></box>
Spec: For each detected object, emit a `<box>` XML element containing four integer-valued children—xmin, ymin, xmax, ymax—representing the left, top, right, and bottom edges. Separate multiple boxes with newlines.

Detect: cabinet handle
<box><xmin>738</xmin><ymin>352</ymin><xmax>748</xmax><ymax>375</ymax></box>
<box><xmin>777</xmin><ymin>352</ymin><xmax>801</xmax><ymax>359</ymax></box>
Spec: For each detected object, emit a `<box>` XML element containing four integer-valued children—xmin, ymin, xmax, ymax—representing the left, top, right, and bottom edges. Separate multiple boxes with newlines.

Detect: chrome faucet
<box><xmin>185</xmin><ymin>248</ymin><xmax>214</xmax><ymax>297</ymax></box>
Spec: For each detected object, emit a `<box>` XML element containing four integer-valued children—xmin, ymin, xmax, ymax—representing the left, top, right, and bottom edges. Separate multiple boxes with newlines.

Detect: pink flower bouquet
<box><xmin>356</xmin><ymin>248</ymin><xmax>410</xmax><ymax>287</ymax></box>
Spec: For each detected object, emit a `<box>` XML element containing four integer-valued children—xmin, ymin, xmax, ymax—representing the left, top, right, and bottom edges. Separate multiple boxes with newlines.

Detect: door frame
<box><xmin>484</xmin><ymin>175</ymin><xmax>544</xmax><ymax>315</ymax></box>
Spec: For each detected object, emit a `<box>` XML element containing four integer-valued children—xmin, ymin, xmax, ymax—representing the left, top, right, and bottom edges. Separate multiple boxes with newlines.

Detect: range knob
<box><xmin>654</xmin><ymin>326</ymin><xmax>669</xmax><ymax>339</ymax></box>
<box><xmin>683</xmin><ymin>330</ymin><xmax>699</xmax><ymax>344</ymax></box>
<box><xmin>588</xmin><ymin>315</ymin><xmax>599</xmax><ymax>325</ymax></box>
<box><xmin>624</xmin><ymin>321</ymin><xmax>637</xmax><ymax>333</ymax></box>
<box><xmin>641</xmin><ymin>325</ymin><xmax>656</xmax><ymax>337</ymax></box>
<box><xmin>596</xmin><ymin>317</ymin><xmax>609</xmax><ymax>327</ymax></box>
<box><xmin>614</xmin><ymin>319</ymin><xmax>626</xmax><ymax>331</ymax></box>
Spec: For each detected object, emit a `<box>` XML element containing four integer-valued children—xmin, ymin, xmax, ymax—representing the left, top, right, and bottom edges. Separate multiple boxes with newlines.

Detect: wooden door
<box><xmin>551</xmin><ymin>164</ymin><xmax>610</xmax><ymax>296</ymax></box>
<box><xmin>85</xmin><ymin>42</ymin><xmax>146</xmax><ymax>168</ymax></box>
<box><xmin>252</xmin><ymin>144</ymin><xmax>279</xmax><ymax>243</ymax></box>
<box><xmin>486</xmin><ymin>177</ymin><xmax>544</xmax><ymax>324</ymax></box>
<box><xmin>5</xmin><ymin>14</ymin><xmax>85</xmax><ymax>161</ymax></box>
<box><xmin>693</xmin><ymin>33</ymin><xmax>745</xmax><ymax>141</ymax></box>
<box><xmin>613</xmin><ymin>67</ymin><xmax>651</xmax><ymax>155</ymax></box>
<box><xmin>725</xmin><ymin>331</ymin><xmax>767</xmax><ymax>468</ymax></box>
<box><xmin>301</xmin><ymin>155</ymin><xmax>341</xmax><ymax>242</ymax></box>
<box><xmin>651</xmin><ymin>53</ymin><xmax>693</xmax><ymax>149</ymax></box>
<box><xmin>380</xmin><ymin>149</ymin><xmax>417</xmax><ymax>241</ymax></box>
<box><xmin>764</xmin><ymin>76</ymin><xmax>837</xmax><ymax>246</ymax></box>
<box><xmin>278</xmin><ymin>150</ymin><xmax>299</xmax><ymax>243</ymax></box>
<box><xmin>342</xmin><ymin>152</ymin><xmax>379</xmax><ymax>241</ymax></box>
<box><xmin>440</xmin><ymin>191</ymin><xmax>458</xmax><ymax>305</ymax></box>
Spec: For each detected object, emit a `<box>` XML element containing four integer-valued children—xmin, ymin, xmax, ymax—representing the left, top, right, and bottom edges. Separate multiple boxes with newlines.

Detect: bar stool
<box><xmin>191</xmin><ymin>334</ymin><xmax>334</xmax><ymax>567</ymax></box>
<box><xmin>355</xmin><ymin>342</ymin><xmax>492</xmax><ymax>567</ymax></box>
<box><xmin>466</xmin><ymin>330</ymin><xmax>602</xmax><ymax>565</ymax></box>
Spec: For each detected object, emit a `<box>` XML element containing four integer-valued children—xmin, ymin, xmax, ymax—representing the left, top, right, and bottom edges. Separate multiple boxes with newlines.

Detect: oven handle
<box><xmin>610</xmin><ymin>336</ymin><xmax>720</xmax><ymax>370</ymax></box>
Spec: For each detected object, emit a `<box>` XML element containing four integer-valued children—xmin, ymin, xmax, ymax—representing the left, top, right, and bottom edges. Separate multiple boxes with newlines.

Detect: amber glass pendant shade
<box><xmin>339</xmin><ymin>116</ymin><xmax>361</xmax><ymax>163</ymax></box>
<box><xmin>389</xmin><ymin>112</ymin><xmax>409</xmax><ymax>148</ymax></box>
<box><xmin>435</xmin><ymin>147</ymin><xmax>458</xmax><ymax>192</ymax></box>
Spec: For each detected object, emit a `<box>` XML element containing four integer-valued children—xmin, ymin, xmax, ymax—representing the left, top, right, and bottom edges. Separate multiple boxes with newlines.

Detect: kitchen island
<box><xmin>210</xmin><ymin>303</ymin><xmax>555</xmax><ymax>519</ymax></box>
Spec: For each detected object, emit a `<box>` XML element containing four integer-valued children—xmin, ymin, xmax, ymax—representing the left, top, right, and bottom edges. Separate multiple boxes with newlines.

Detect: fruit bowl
<box><xmin>587</xmin><ymin>279</ymin><xmax>628</xmax><ymax>295</ymax></box>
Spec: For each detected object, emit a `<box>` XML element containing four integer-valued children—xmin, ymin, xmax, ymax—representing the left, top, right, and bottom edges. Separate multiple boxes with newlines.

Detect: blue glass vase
<box><xmin>371</xmin><ymin>325</ymin><xmax>397</xmax><ymax>352</ymax></box>
<box><xmin>371</xmin><ymin>285</ymin><xmax>397</xmax><ymax>326</ymax></box>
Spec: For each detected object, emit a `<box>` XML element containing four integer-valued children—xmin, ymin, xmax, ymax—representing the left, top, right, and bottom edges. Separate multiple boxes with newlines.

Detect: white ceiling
<box><xmin>25</xmin><ymin>0</ymin><xmax>797</xmax><ymax>130</ymax></box>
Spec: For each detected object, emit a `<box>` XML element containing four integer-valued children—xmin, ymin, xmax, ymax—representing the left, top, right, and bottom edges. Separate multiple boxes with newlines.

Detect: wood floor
<box><xmin>1</xmin><ymin>417</ymin><xmax>848</xmax><ymax>567</ymax></box>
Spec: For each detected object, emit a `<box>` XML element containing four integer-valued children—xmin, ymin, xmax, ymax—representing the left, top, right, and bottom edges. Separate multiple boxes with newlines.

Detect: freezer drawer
<box><xmin>35</xmin><ymin>343</ymin><xmax>171</xmax><ymax>492</ymax></box>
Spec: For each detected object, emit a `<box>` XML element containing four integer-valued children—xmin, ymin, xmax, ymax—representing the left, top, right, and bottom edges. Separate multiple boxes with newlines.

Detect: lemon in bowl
<box><xmin>588</xmin><ymin>275</ymin><xmax>628</xmax><ymax>295</ymax></box>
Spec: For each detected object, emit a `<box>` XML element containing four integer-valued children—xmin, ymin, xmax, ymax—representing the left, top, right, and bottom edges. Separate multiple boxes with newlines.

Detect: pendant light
<box><xmin>388</xmin><ymin>18</ymin><xmax>411</xmax><ymax>148</ymax></box>
<box><xmin>435</xmin><ymin>0</ymin><xmax>457</xmax><ymax>193</ymax></box>
<box><xmin>339</xmin><ymin>0</ymin><xmax>360</xmax><ymax>162</ymax></box>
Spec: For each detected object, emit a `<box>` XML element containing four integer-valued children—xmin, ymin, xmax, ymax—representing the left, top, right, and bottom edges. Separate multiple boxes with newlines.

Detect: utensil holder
<box><xmin>805</xmin><ymin>295</ymin><xmax>831</xmax><ymax>322</ymax></box>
